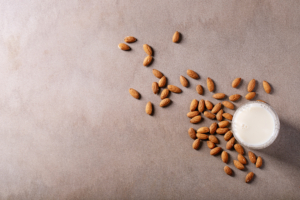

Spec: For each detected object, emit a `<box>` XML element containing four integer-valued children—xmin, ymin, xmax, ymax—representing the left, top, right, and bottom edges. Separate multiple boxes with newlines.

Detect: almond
<box><xmin>245</xmin><ymin>92</ymin><xmax>256</xmax><ymax>100</ymax></box>
<box><xmin>187</xmin><ymin>69</ymin><xmax>199</xmax><ymax>79</ymax></box>
<box><xmin>204</xmin><ymin>111</ymin><xmax>215</xmax><ymax>119</ymax></box>
<box><xmin>124</xmin><ymin>36</ymin><xmax>137</xmax><ymax>43</ymax></box>
<box><xmin>118</xmin><ymin>43</ymin><xmax>130</xmax><ymax>50</ymax></box>
<box><xmin>234</xmin><ymin>160</ymin><xmax>245</xmax><ymax>170</ymax></box>
<box><xmin>207</xmin><ymin>77</ymin><xmax>215</xmax><ymax>92</ymax></box>
<box><xmin>145</xmin><ymin>102</ymin><xmax>152</xmax><ymax>115</ymax></box>
<box><xmin>160</xmin><ymin>98</ymin><xmax>171</xmax><ymax>107</ymax></box>
<box><xmin>160</xmin><ymin>89</ymin><xmax>169</xmax><ymax>99</ymax></box>
<box><xmin>190</xmin><ymin>99</ymin><xmax>198</xmax><ymax>111</ymax></box>
<box><xmin>216</xmin><ymin>109</ymin><xmax>223</xmax><ymax>121</ymax></box>
<box><xmin>196</xmin><ymin>133</ymin><xmax>208</xmax><ymax>140</ymax></box>
<box><xmin>207</xmin><ymin>141</ymin><xmax>215</xmax><ymax>149</ymax></box>
<box><xmin>248</xmin><ymin>151</ymin><xmax>257</xmax><ymax>164</ymax></box>
<box><xmin>210</xmin><ymin>122</ymin><xmax>218</xmax><ymax>134</ymax></box>
<box><xmin>205</xmin><ymin>100</ymin><xmax>213</xmax><ymax>110</ymax></box>
<box><xmin>180</xmin><ymin>76</ymin><xmax>189</xmax><ymax>87</ymax></box>
<box><xmin>216</xmin><ymin>128</ymin><xmax>229</xmax><ymax>134</ymax></box>
<box><xmin>211</xmin><ymin>103</ymin><xmax>222</xmax><ymax>114</ymax></box>
<box><xmin>263</xmin><ymin>81</ymin><xmax>271</xmax><ymax>94</ymax></box>
<box><xmin>187</xmin><ymin>111</ymin><xmax>199</xmax><ymax>118</ymax></box>
<box><xmin>197</xmin><ymin>127</ymin><xmax>209</xmax><ymax>134</ymax></box>
<box><xmin>238</xmin><ymin>154</ymin><xmax>247</xmax><ymax>165</ymax></box>
<box><xmin>158</xmin><ymin>76</ymin><xmax>167</xmax><ymax>87</ymax></box>
<box><xmin>247</xmin><ymin>79</ymin><xmax>256</xmax><ymax>92</ymax></box>
<box><xmin>196</xmin><ymin>85</ymin><xmax>203</xmax><ymax>95</ymax></box>
<box><xmin>224</xmin><ymin>131</ymin><xmax>233</xmax><ymax>141</ymax></box>
<box><xmin>152</xmin><ymin>69</ymin><xmax>163</xmax><ymax>78</ymax></box>
<box><xmin>129</xmin><ymin>88</ymin><xmax>140</xmax><ymax>99</ymax></box>
<box><xmin>143</xmin><ymin>44</ymin><xmax>152</xmax><ymax>56</ymax></box>
<box><xmin>222</xmin><ymin>101</ymin><xmax>234</xmax><ymax>109</ymax></box>
<box><xmin>218</xmin><ymin>121</ymin><xmax>230</xmax><ymax>128</ymax></box>
<box><xmin>168</xmin><ymin>85</ymin><xmax>182</xmax><ymax>93</ymax></box>
<box><xmin>256</xmin><ymin>156</ymin><xmax>263</xmax><ymax>168</ymax></box>
<box><xmin>226</xmin><ymin>137</ymin><xmax>235</xmax><ymax>149</ymax></box>
<box><xmin>221</xmin><ymin>151</ymin><xmax>229</xmax><ymax>163</ymax></box>
<box><xmin>257</xmin><ymin>99</ymin><xmax>266</xmax><ymax>103</ymax></box>
<box><xmin>212</xmin><ymin>93</ymin><xmax>226</xmax><ymax>99</ymax></box>
<box><xmin>193</xmin><ymin>139</ymin><xmax>201</xmax><ymax>150</ymax></box>
<box><xmin>210</xmin><ymin>147</ymin><xmax>222</xmax><ymax>155</ymax></box>
<box><xmin>222</xmin><ymin>113</ymin><xmax>233</xmax><ymax>120</ymax></box>
<box><xmin>143</xmin><ymin>55</ymin><xmax>153</xmax><ymax>66</ymax></box>
<box><xmin>224</xmin><ymin>166</ymin><xmax>233</xmax><ymax>175</ymax></box>
<box><xmin>190</xmin><ymin>115</ymin><xmax>202</xmax><ymax>124</ymax></box>
<box><xmin>172</xmin><ymin>31</ymin><xmax>180</xmax><ymax>43</ymax></box>
<box><xmin>234</xmin><ymin>144</ymin><xmax>244</xmax><ymax>155</ymax></box>
<box><xmin>198</xmin><ymin>99</ymin><xmax>205</xmax><ymax>112</ymax></box>
<box><xmin>152</xmin><ymin>82</ymin><xmax>159</xmax><ymax>94</ymax></box>
<box><xmin>245</xmin><ymin>172</ymin><xmax>254</xmax><ymax>183</ymax></box>
<box><xmin>188</xmin><ymin>128</ymin><xmax>197</xmax><ymax>139</ymax></box>
<box><xmin>209</xmin><ymin>135</ymin><xmax>219</xmax><ymax>144</ymax></box>
<box><xmin>229</xmin><ymin>94</ymin><xmax>241</xmax><ymax>101</ymax></box>
<box><xmin>232</xmin><ymin>77</ymin><xmax>241</xmax><ymax>88</ymax></box>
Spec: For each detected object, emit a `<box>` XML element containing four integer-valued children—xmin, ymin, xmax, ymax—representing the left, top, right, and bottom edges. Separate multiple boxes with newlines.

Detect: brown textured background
<box><xmin>0</xmin><ymin>0</ymin><xmax>300</xmax><ymax>199</ymax></box>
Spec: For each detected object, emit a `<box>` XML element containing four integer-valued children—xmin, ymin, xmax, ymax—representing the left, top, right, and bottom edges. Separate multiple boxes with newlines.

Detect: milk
<box><xmin>232</xmin><ymin>102</ymin><xmax>280</xmax><ymax>149</ymax></box>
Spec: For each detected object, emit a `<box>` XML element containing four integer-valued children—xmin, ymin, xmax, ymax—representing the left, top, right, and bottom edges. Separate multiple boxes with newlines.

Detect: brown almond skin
<box><xmin>222</xmin><ymin>101</ymin><xmax>234</xmax><ymax>109</ymax></box>
<box><xmin>160</xmin><ymin>89</ymin><xmax>169</xmax><ymax>99</ymax></box>
<box><xmin>209</xmin><ymin>135</ymin><xmax>219</xmax><ymax>144</ymax></box>
<box><xmin>124</xmin><ymin>36</ymin><xmax>137</xmax><ymax>43</ymax></box>
<box><xmin>229</xmin><ymin>94</ymin><xmax>241</xmax><ymax>101</ymax></box>
<box><xmin>211</xmin><ymin>103</ymin><xmax>222</xmax><ymax>114</ymax></box>
<box><xmin>190</xmin><ymin>99</ymin><xmax>199</xmax><ymax>111</ymax></box>
<box><xmin>198</xmin><ymin>99</ymin><xmax>205</xmax><ymax>112</ymax></box>
<box><xmin>207</xmin><ymin>77</ymin><xmax>215</xmax><ymax>92</ymax></box>
<box><xmin>224</xmin><ymin>166</ymin><xmax>233</xmax><ymax>175</ymax></box>
<box><xmin>210</xmin><ymin>147</ymin><xmax>222</xmax><ymax>155</ymax></box>
<box><xmin>256</xmin><ymin>156</ymin><xmax>263</xmax><ymax>168</ymax></box>
<box><xmin>226</xmin><ymin>137</ymin><xmax>235</xmax><ymax>149</ymax></box>
<box><xmin>152</xmin><ymin>82</ymin><xmax>159</xmax><ymax>94</ymax></box>
<box><xmin>196</xmin><ymin>133</ymin><xmax>208</xmax><ymax>140</ymax></box>
<box><xmin>212</xmin><ymin>93</ymin><xmax>226</xmax><ymax>99</ymax></box>
<box><xmin>158</xmin><ymin>76</ymin><xmax>167</xmax><ymax>87</ymax></box>
<box><xmin>232</xmin><ymin>77</ymin><xmax>241</xmax><ymax>88</ymax></box>
<box><xmin>248</xmin><ymin>79</ymin><xmax>256</xmax><ymax>92</ymax></box>
<box><xmin>234</xmin><ymin>160</ymin><xmax>245</xmax><ymax>170</ymax></box>
<box><xmin>245</xmin><ymin>92</ymin><xmax>256</xmax><ymax>100</ymax></box>
<box><xmin>190</xmin><ymin>116</ymin><xmax>202</xmax><ymax>124</ymax></box>
<box><xmin>188</xmin><ymin>128</ymin><xmax>197</xmax><ymax>139</ymax></box>
<box><xmin>205</xmin><ymin>100</ymin><xmax>213</xmax><ymax>110</ymax></box>
<box><xmin>143</xmin><ymin>55</ymin><xmax>153</xmax><ymax>66</ymax></box>
<box><xmin>152</xmin><ymin>69</ymin><xmax>163</xmax><ymax>78</ymax></box>
<box><xmin>263</xmin><ymin>81</ymin><xmax>271</xmax><ymax>93</ymax></box>
<box><xmin>238</xmin><ymin>154</ymin><xmax>247</xmax><ymax>165</ymax></box>
<box><xmin>223</xmin><ymin>113</ymin><xmax>233</xmax><ymax>120</ymax></box>
<box><xmin>216</xmin><ymin>109</ymin><xmax>223</xmax><ymax>121</ymax></box>
<box><xmin>218</xmin><ymin>121</ymin><xmax>229</xmax><ymax>128</ymax></box>
<box><xmin>245</xmin><ymin>172</ymin><xmax>254</xmax><ymax>183</ymax></box>
<box><xmin>224</xmin><ymin>131</ymin><xmax>233</xmax><ymax>141</ymax></box>
<box><xmin>210</xmin><ymin>122</ymin><xmax>218</xmax><ymax>134</ymax></box>
<box><xmin>221</xmin><ymin>151</ymin><xmax>229</xmax><ymax>163</ymax></box>
<box><xmin>145</xmin><ymin>102</ymin><xmax>153</xmax><ymax>115</ymax></box>
<box><xmin>207</xmin><ymin>141</ymin><xmax>215</xmax><ymax>149</ymax></box>
<box><xmin>118</xmin><ymin>43</ymin><xmax>130</xmax><ymax>50</ymax></box>
<box><xmin>216</xmin><ymin>128</ymin><xmax>229</xmax><ymax>134</ymax></box>
<box><xmin>204</xmin><ymin>111</ymin><xmax>216</xmax><ymax>119</ymax></box>
<box><xmin>197</xmin><ymin>127</ymin><xmax>209</xmax><ymax>134</ymax></box>
<box><xmin>168</xmin><ymin>85</ymin><xmax>182</xmax><ymax>93</ymax></box>
<box><xmin>143</xmin><ymin>44</ymin><xmax>152</xmax><ymax>56</ymax></box>
<box><xmin>248</xmin><ymin>151</ymin><xmax>257</xmax><ymax>164</ymax></box>
<box><xmin>187</xmin><ymin>111</ymin><xmax>200</xmax><ymax>118</ymax></box>
<box><xmin>160</xmin><ymin>98</ymin><xmax>171</xmax><ymax>107</ymax></box>
<box><xmin>234</xmin><ymin>144</ymin><xmax>244</xmax><ymax>155</ymax></box>
<box><xmin>129</xmin><ymin>88</ymin><xmax>140</xmax><ymax>99</ymax></box>
<box><xmin>187</xmin><ymin>69</ymin><xmax>199</xmax><ymax>79</ymax></box>
<box><xmin>257</xmin><ymin>99</ymin><xmax>267</xmax><ymax>103</ymax></box>
<box><xmin>180</xmin><ymin>76</ymin><xmax>189</xmax><ymax>87</ymax></box>
<box><xmin>193</xmin><ymin>139</ymin><xmax>201</xmax><ymax>150</ymax></box>
<box><xmin>196</xmin><ymin>85</ymin><xmax>203</xmax><ymax>95</ymax></box>
<box><xmin>172</xmin><ymin>31</ymin><xmax>180</xmax><ymax>43</ymax></box>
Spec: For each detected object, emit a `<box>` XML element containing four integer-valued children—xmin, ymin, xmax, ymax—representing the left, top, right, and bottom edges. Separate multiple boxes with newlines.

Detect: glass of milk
<box><xmin>232</xmin><ymin>101</ymin><xmax>280</xmax><ymax>149</ymax></box>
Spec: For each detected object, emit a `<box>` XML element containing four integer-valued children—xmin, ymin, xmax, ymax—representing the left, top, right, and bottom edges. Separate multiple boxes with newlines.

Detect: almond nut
<box><xmin>197</xmin><ymin>127</ymin><xmax>209</xmax><ymax>134</ymax></box>
<box><xmin>234</xmin><ymin>160</ymin><xmax>245</xmax><ymax>170</ymax></box>
<box><xmin>212</xmin><ymin>93</ymin><xmax>226</xmax><ymax>99</ymax></box>
<box><xmin>180</xmin><ymin>76</ymin><xmax>189</xmax><ymax>87</ymax></box>
<box><xmin>232</xmin><ymin>77</ymin><xmax>241</xmax><ymax>88</ymax></box>
<box><xmin>143</xmin><ymin>44</ymin><xmax>152</xmax><ymax>56</ymax></box>
<box><xmin>118</xmin><ymin>43</ymin><xmax>130</xmax><ymax>50</ymax></box>
<box><xmin>172</xmin><ymin>31</ymin><xmax>180</xmax><ymax>43</ymax></box>
<box><xmin>129</xmin><ymin>88</ymin><xmax>140</xmax><ymax>99</ymax></box>
<box><xmin>222</xmin><ymin>113</ymin><xmax>233</xmax><ymax>120</ymax></box>
<box><xmin>196</xmin><ymin>133</ymin><xmax>208</xmax><ymax>140</ymax></box>
<box><xmin>143</xmin><ymin>55</ymin><xmax>153</xmax><ymax>66</ymax></box>
<box><xmin>158</xmin><ymin>76</ymin><xmax>167</xmax><ymax>87</ymax></box>
<box><xmin>204</xmin><ymin>111</ymin><xmax>215</xmax><ymax>119</ymax></box>
<box><xmin>196</xmin><ymin>85</ymin><xmax>203</xmax><ymax>95</ymax></box>
<box><xmin>209</xmin><ymin>135</ymin><xmax>219</xmax><ymax>144</ymax></box>
<box><xmin>247</xmin><ymin>79</ymin><xmax>256</xmax><ymax>92</ymax></box>
<box><xmin>248</xmin><ymin>151</ymin><xmax>257</xmax><ymax>164</ymax></box>
<box><xmin>207</xmin><ymin>141</ymin><xmax>215</xmax><ymax>149</ymax></box>
<box><xmin>238</xmin><ymin>154</ymin><xmax>247</xmax><ymax>165</ymax></box>
<box><xmin>145</xmin><ymin>102</ymin><xmax>153</xmax><ymax>115</ymax></box>
<box><xmin>124</xmin><ymin>36</ymin><xmax>137</xmax><ymax>43</ymax></box>
<box><xmin>198</xmin><ymin>99</ymin><xmax>205</xmax><ymax>112</ymax></box>
<box><xmin>205</xmin><ymin>100</ymin><xmax>213</xmax><ymax>110</ymax></box>
<box><xmin>226</xmin><ymin>137</ymin><xmax>235</xmax><ymax>149</ymax></box>
<box><xmin>207</xmin><ymin>77</ymin><xmax>215</xmax><ymax>92</ymax></box>
<box><xmin>257</xmin><ymin>100</ymin><xmax>266</xmax><ymax>103</ymax></box>
<box><xmin>188</xmin><ymin>128</ymin><xmax>197</xmax><ymax>139</ymax></box>
<box><xmin>211</xmin><ymin>103</ymin><xmax>222</xmax><ymax>114</ymax></box>
<box><xmin>160</xmin><ymin>98</ymin><xmax>171</xmax><ymax>107</ymax></box>
<box><xmin>187</xmin><ymin>69</ymin><xmax>199</xmax><ymax>79</ymax></box>
<box><xmin>187</xmin><ymin>111</ymin><xmax>200</xmax><ymax>118</ymax></box>
<box><xmin>190</xmin><ymin>99</ymin><xmax>198</xmax><ymax>111</ymax></box>
<box><xmin>229</xmin><ymin>94</ymin><xmax>241</xmax><ymax>101</ymax></box>
<box><xmin>234</xmin><ymin>144</ymin><xmax>244</xmax><ymax>154</ymax></box>
<box><xmin>263</xmin><ymin>81</ymin><xmax>271</xmax><ymax>93</ymax></box>
<box><xmin>216</xmin><ymin>128</ymin><xmax>229</xmax><ymax>134</ymax></box>
<box><xmin>152</xmin><ymin>69</ymin><xmax>163</xmax><ymax>78</ymax></box>
<box><xmin>210</xmin><ymin>147</ymin><xmax>222</xmax><ymax>155</ymax></box>
<box><xmin>245</xmin><ymin>172</ymin><xmax>254</xmax><ymax>183</ymax></box>
<box><xmin>222</xmin><ymin>101</ymin><xmax>234</xmax><ymax>109</ymax></box>
<box><xmin>193</xmin><ymin>139</ymin><xmax>201</xmax><ymax>150</ymax></box>
<box><xmin>221</xmin><ymin>151</ymin><xmax>229</xmax><ymax>163</ymax></box>
<box><xmin>152</xmin><ymin>82</ymin><xmax>159</xmax><ymax>94</ymax></box>
<box><xmin>168</xmin><ymin>85</ymin><xmax>182</xmax><ymax>93</ymax></box>
<box><xmin>224</xmin><ymin>166</ymin><xmax>233</xmax><ymax>175</ymax></box>
<box><xmin>216</xmin><ymin>109</ymin><xmax>223</xmax><ymax>121</ymax></box>
<box><xmin>218</xmin><ymin>121</ymin><xmax>230</xmax><ymax>128</ymax></box>
<box><xmin>245</xmin><ymin>92</ymin><xmax>256</xmax><ymax>100</ymax></box>
<box><xmin>224</xmin><ymin>131</ymin><xmax>233</xmax><ymax>141</ymax></box>
<box><xmin>256</xmin><ymin>156</ymin><xmax>263</xmax><ymax>168</ymax></box>
<box><xmin>210</xmin><ymin>122</ymin><xmax>218</xmax><ymax>134</ymax></box>
<box><xmin>161</xmin><ymin>89</ymin><xmax>169</xmax><ymax>99</ymax></box>
<box><xmin>190</xmin><ymin>115</ymin><xmax>202</xmax><ymax>124</ymax></box>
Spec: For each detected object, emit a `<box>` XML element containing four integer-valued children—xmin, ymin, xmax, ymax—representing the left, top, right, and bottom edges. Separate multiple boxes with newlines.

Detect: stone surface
<box><xmin>0</xmin><ymin>0</ymin><xmax>300</xmax><ymax>199</ymax></box>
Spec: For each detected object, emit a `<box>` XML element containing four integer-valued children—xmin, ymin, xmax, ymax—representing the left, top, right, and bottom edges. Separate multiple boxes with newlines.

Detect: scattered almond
<box><xmin>205</xmin><ymin>100</ymin><xmax>213</xmax><ymax>110</ymax></box>
<box><xmin>210</xmin><ymin>122</ymin><xmax>218</xmax><ymax>134</ymax></box>
<box><xmin>213</xmin><ymin>93</ymin><xmax>226</xmax><ymax>99</ymax></box>
<box><xmin>238</xmin><ymin>154</ymin><xmax>247</xmax><ymax>165</ymax></box>
<box><xmin>221</xmin><ymin>151</ymin><xmax>229</xmax><ymax>163</ymax></box>
<box><xmin>152</xmin><ymin>69</ymin><xmax>163</xmax><ymax>78</ymax></box>
<box><xmin>226</xmin><ymin>137</ymin><xmax>235</xmax><ymax>149</ymax></box>
<box><xmin>210</xmin><ymin>147</ymin><xmax>222</xmax><ymax>155</ymax></box>
<box><xmin>229</xmin><ymin>94</ymin><xmax>241</xmax><ymax>101</ymax></box>
<box><xmin>143</xmin><ymin>44</ymin><xmax>152</xmax><ymax>56</ymax></box>
<box><xmin>198</xmin><ymin>99</ymin><xmax>205</xmax><ymax>112</ymax></box>
<box><xmin>187</xmin><ymin>69</ymin><xmax>199</xmax><ymax>79</ymax></box>
<box><xmin>190</xmin><ymin>115</ymin><xmax>202</xmax><ymax>124</ymax></box>
<box><xmin>160</xmin><ymin>89</ymin><xmax>169</xmax><ymax>99</ymax></box>
<box><xmin>152</xmin><ymin>82</ymin><xmax>159</xmax><ymax>94</ymax></box>
<box><xmin>222</xmin><ymin>101</ymin><xmax>234</xmax><ymax>109</ymax></box>
<box><xmin>160</xmin><ymin>98</ymin><xmax>171</xmax><ymax>107</ymax></box>
<box><xmin>209</xmin><ymin>135</ymin><xmax>219</xmax><ymax>144</ymax></box>
<box><xmin>193</xmin><ymin>139</ymin><xmax>201</xmax><ymax>150</ymax></box>
<box><xmin>118</xmin><ymin>43</ymin><xmax>130</xmax><ymax>50</ymax></box>
<box><xmin>256</xmin><ymin>156</ymin><xmax>263</xmax><ymax>168</ymax></box>
<box><xmin>248</xmin><ymin>151</ymin><xmax>257</xmax><ymax>164</ymax></box>
<box><xmin>207</xmin><ymin>77</ymin><xmax>215</xmax><ymax>92</ymax></box>
<box><xmin>234</xmin><ymin>160</ymin><xmax>245</xmax><ymax>170</ymax></box>
<box><xmin>168</xmin><ymin>85</ymin><xmax>182</xmax><ymax>93</ymax></box>
<box><xmin>222</xmin><ymin>113</ymin><xmax>233</xmax><ymax>120</ymax></box>
<box><xmin>263</xmin><ymin>81</ymin><xmax>271</xmax><ymax>94</ymax></box>
<box><xmin>204</xmin><ymin>111</ymin><xmax>215</xmax><ymax>119</ymax></box>
<box><xmin>145</xmin><ymin>102</ymin><xmax>152</xmax><ymax>115</ymax></box>
<box><xmin>190</xmin><ymin>99</ymin><xmax>198</xmax><ymax>111</ymax></box>
<box><xmin>232</xmin><ymin>77</ymin><xmax>241</xmax><ymax>88</ymax></box>
<box><xmin>197</xmin><ymin>127</ymin><xmax>209</xmax><ymax>134</ymax></box>
<box><xmin>196</xmin><ymin>85</ymin><xmax>204</xmax><ymax>95</ymax></box>
<box><xmin>247</xmin><ymin>79</ymin><xmax>256</xmax><ymax>92</ymax></box>
<box><xmin>224</xmin><ymin>131</ymin><xmax>233</xmax><ymax>141</ymax></box>
<box><xmin>245</xmin><ymin>92</ymin><xmax>256</xmax><ymax>100</ymax></box>
<box><xmin>216</xmin><ymin>128</ymin><xmax>229</xmax><ymax>134</ymax></box>
<box><xmin>187</xmin><ymin>111</ymin><xmax>200</xmax><ymax>118</ymax></box>
<box><xmin>257</xmin><ymin>100</ymin><xmax>266</xmax><ymax>103</ymax></box>
<box><xmin>129</xmin><ymin>88</ymin><xmax>140</xmax><ymax>99</ymax></box>
<box><xmin>196</xmin><ymin>133</ymin><xmax>208</xmax><ymax>140</ymax></box>
<box><xmin>124</xmin><ymin>36</ymin><xmax>137</xmax><ymax>43</ymax></box>
<box><xmin>224</xmin><ymin>166</ymin><xmax>233</xmax><ymax>175</ymax></box>
<box><xmin>216</xmin><ymin>109</ymin><xmax>223</xmax><ymax>121</ymax></box>
<box><xmin>143</xmin><ymin>55</ymin><xmax>153</xmax><ymax>66</ymax></box>
<box><xmin>180</xmin><ymin>76</ymin><xmax>189</xmax><ymax>87</ymax></box>
<box><xmin>218</xmin><ymin>121</ymin><xmax>230</xmax><ymax>128</ymax></box>
<box><xmin>211</xmin><ymin>103</ymin><xmax>222</xmax><ymax>114</ymax></box>
<box><xmin>207</xmin><ymin>141</ymin><xmax>215</xmax><ymax>149</ymax></box>
<box><xmin>245</xmin><ymin>172</ymin><xmax>254</xmax><ymax>183</ymax></box>
<box><xmin>172</xmin><ymin>31</ymin><xmax>180</xmax><ymax>43</ymax></box>
<box><xmin>234</xmin><ymin>144</ymin><xmax>244</xmax><ymax>155</ymax></box>
<box><xmin>188</xmin><ymin>128</ymin><xmax>197</xmax><ymax>139</ymax></box>
<box><xmin>158</xmin><ymin>76</ymin><xmax>167</xmax><ymax>87</ymax></box>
